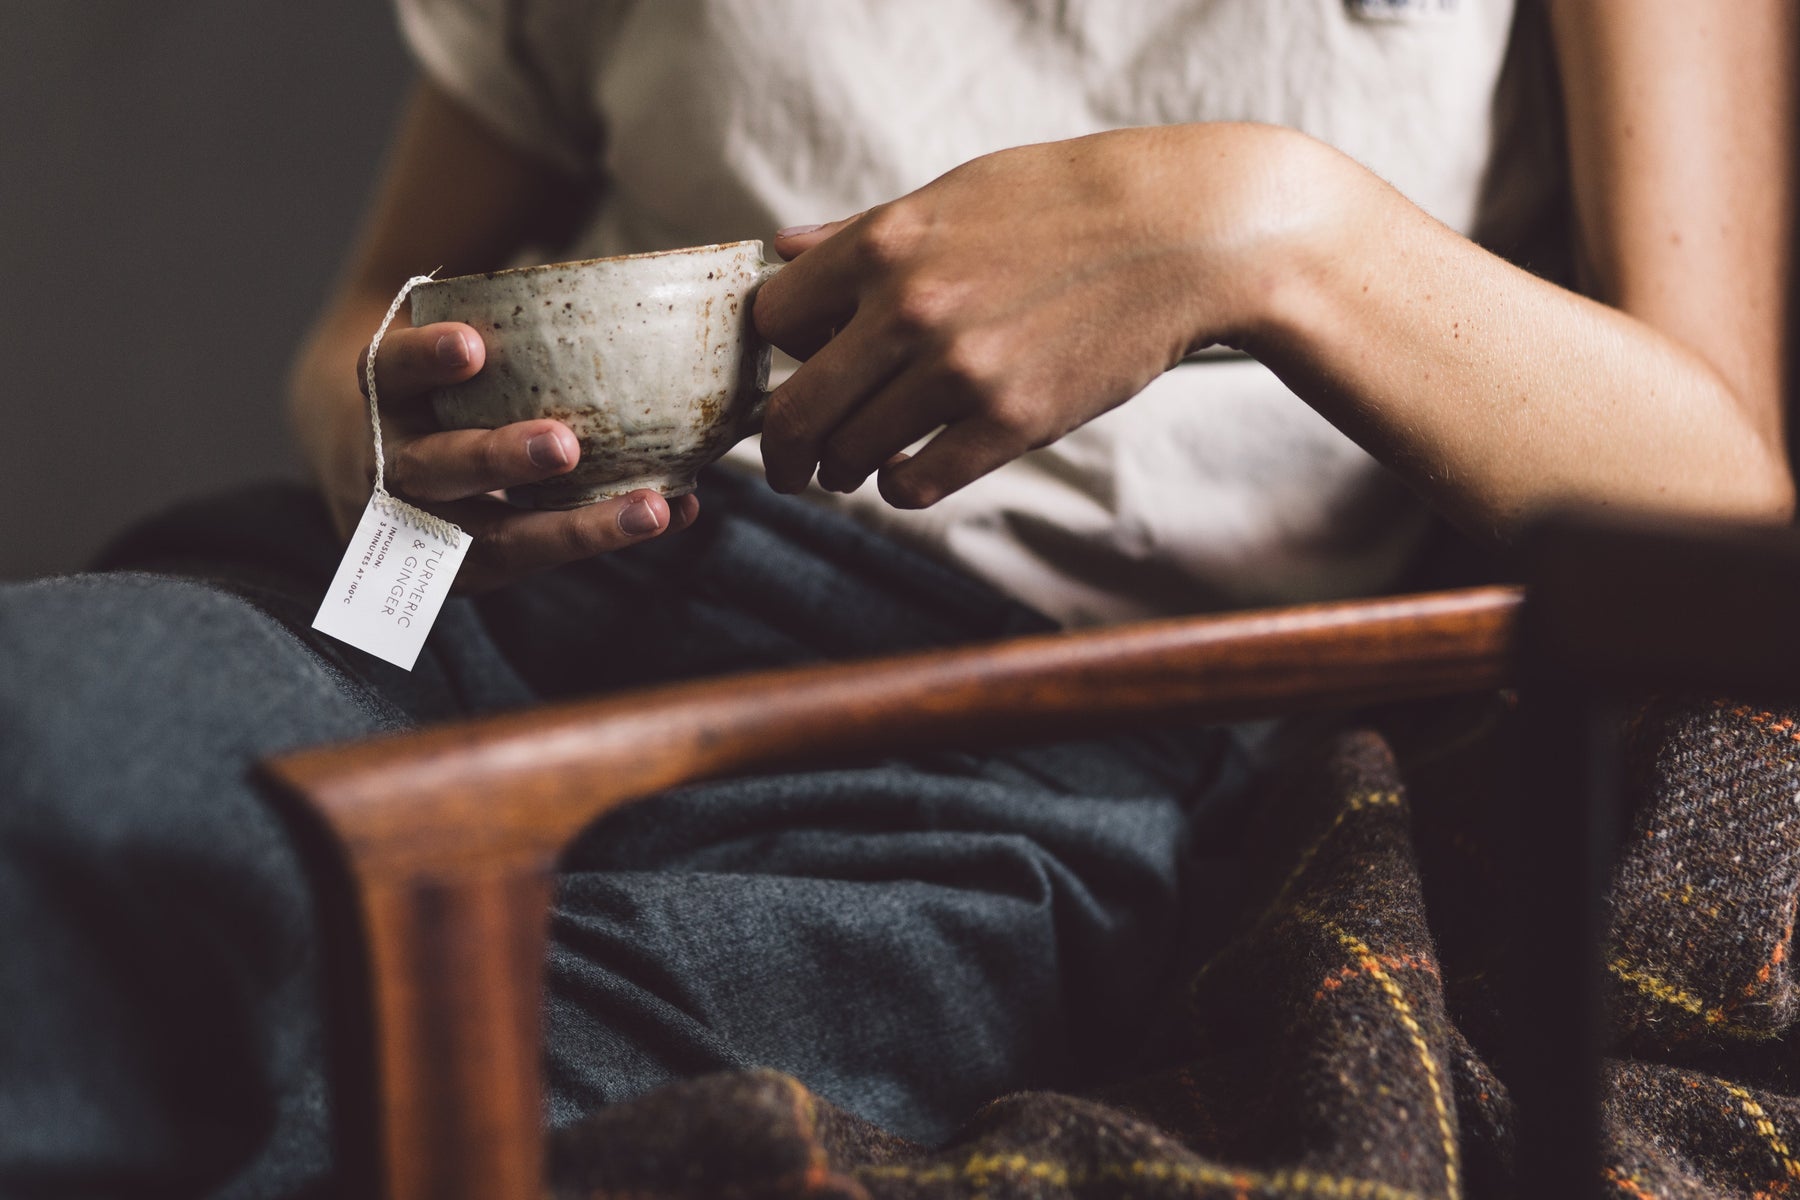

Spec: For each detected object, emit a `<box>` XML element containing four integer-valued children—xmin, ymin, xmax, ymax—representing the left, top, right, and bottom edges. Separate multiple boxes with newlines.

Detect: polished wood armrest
<box><xmin>261</xmin><ymin>584</ymin><xmax>1521</xmax><ymax>1200</ymax></box>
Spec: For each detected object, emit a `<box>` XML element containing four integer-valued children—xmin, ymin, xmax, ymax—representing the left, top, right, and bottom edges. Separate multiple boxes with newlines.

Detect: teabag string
<box><xmin>310</xmin><ymin>273</ymin><xmax>474</xmax><ymax>671</ymax></box>
<box><xmin>362</xmin><ymin>273</ymin><xmax>463</xmax><ymax>542</ymax></box>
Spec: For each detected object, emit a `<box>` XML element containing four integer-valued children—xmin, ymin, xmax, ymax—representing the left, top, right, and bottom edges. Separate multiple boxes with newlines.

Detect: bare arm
<box><xmin>1250</xmin><ymin>0</ymin><xmax>1795</xmax><ymax>535</ymax></box>
<box><xmin>288</xmin><ymin>82</ymin><xmax>696</xmax><ymax>589</ymax></box>
<box><xmin>754</xmin><ymin>2</ymin><xmax>1794</xmax><ymax>538</ymax></box>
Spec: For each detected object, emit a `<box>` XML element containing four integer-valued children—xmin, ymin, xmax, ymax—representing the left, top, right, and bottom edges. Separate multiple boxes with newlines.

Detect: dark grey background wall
<box><xmin>1</xmin><ymin>2</ymin><xmax>411</xmax><ymax>580</ymax></box>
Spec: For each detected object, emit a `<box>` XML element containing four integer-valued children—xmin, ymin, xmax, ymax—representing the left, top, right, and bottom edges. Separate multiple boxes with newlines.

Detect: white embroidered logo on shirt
<box><xmin>1347</xmin><ymin>0</ymin><xmax>1459</xmax><ymax>20</ymax></box>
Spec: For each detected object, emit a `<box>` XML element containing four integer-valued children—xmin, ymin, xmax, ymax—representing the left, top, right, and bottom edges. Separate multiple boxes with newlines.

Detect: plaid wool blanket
<box><xmin>547</xmin><ymin>697</ymin><xmax>1800</xmax><ymax>1199</ymax></box>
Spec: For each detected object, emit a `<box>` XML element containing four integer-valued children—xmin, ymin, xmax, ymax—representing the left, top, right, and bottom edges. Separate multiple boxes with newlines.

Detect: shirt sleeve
<box><xmin>393</xmin><ymin>0</ymin><xmax>609</xmax><ymax>177</ymax></box>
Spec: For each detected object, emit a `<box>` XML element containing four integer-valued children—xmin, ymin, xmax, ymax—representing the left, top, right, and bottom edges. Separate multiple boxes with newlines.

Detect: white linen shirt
<box><xmin>396</xmin><ymin>0</ymin><xmax>1559</xmax><ymax>623</ymax></box>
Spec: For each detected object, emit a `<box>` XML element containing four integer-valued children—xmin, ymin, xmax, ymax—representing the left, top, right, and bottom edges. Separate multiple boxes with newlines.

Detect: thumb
<box><xmin>771</xmin><ymin>213</ymin><xmax>863</xmax><ymax>261</ymax></box>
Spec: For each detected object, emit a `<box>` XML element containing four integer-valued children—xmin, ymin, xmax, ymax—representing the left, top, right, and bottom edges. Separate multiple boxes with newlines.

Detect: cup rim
<box><xmin>422</xmin><ymin>239</ymin><xmax>766</xmax><ymax>287</ymax></box>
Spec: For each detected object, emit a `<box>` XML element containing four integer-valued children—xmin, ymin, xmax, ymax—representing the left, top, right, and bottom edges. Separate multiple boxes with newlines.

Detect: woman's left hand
<box><xmin>751</xmin><ymin>124</ymin><xmax>1308</xmax><ymax>507</ymax></box>
<box><xmin>756</xmin><ymin>34</ymin><xmax>1797</xmax><ymax>541</ymax></box>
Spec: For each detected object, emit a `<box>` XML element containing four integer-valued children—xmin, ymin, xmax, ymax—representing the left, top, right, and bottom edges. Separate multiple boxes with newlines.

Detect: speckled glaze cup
<box><xmin>409</xmin><ymin>240</ymin><xmax>781</xmax><ymax>508</ymax></box>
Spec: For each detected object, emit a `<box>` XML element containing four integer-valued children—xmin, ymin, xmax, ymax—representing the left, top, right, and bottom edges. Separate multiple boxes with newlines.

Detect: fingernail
<box><xmin>435</xmin><ymin>332</ymin><xmax>470</xmax><ymax>369</ymax></box>
<box><xmin>776</xmin><ymin>223</ymin><xmax>824</xmax><ymax>238</ymax></box>
<box><xmin>526</xmin><ymin>432</ymin><xmax>568</xmax><ymax>469</ymax></box>
<box><xmin>618</xmin><ymin>500</ymin><xmax>663</xmax><ymax>536</ymax></box>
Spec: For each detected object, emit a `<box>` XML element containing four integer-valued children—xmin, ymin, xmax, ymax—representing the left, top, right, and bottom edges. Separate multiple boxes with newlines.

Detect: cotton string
<box><xmin>363</xmin><ymin>274</ymin><xmax>464</xmax><ymax>543</ymax></box>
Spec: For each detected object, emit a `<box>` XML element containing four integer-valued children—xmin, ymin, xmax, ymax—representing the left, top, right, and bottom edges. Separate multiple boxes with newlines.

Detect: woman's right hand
<box><xmin>292</xmin><ymin>312</ymin><xmax>698</xmax><ymax>593</ymax></box>
<box><xmin>288</xmin><ymin>82</ymin><xmax>698</xmax><ymax>593</ymax></box>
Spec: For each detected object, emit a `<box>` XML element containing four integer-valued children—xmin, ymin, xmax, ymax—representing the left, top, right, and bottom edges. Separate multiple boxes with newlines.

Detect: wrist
<box><xmin>1159</xmin><ymin>123</ymin><xmax>1356</xmax><ymax>356</ymax></box>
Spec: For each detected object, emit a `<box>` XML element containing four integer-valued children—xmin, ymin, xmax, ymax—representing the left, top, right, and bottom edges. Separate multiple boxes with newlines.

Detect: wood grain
<box><xmin>275</xmin><ymin>585</ymin><xmax>1521</xmax><ymax>877</ymax></box>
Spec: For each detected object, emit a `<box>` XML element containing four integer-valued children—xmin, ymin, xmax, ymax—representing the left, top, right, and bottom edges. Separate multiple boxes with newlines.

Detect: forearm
<box><xmin>1237</xmin><ymin>139</ymin><xmax>1793</xmax><ymax>537</ymax></box>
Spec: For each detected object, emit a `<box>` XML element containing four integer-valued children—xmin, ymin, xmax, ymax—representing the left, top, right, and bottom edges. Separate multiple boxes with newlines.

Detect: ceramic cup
<box><xmin>408</xmin><ymin>240</ymin><xmax>782</xmax><ymax>509</ymax></box>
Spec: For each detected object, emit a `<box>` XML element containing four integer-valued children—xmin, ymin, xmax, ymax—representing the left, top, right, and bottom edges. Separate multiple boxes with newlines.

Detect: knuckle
<box><xmin>749</xmin><ymin>274</ymin><xmax>789</xmax><ymax>339</ymax></box>
<box><xmin>855</xmin><ymin>204</ymin><xmax>924</xmax><ymax>271</ymax></box>
<box><xmin>938</xmin><ymin>331</ymin><xmax>1001</xmax><ymax>394</ymax></box>
<box><xmin>888</xmin><ymin>280</ymin><xmax>953</xmax><ymax>339</ymax></box>
<box><xmin>478</xmin><ymin>523</ymin><xmax>524</xmax><ymax>575</ymax></box>
<box><xmin>759</xmin><ymin>388</ymin><xmax>821</xmax><ymax>449</ymax></box>
<box><xmin>482</xmin><ymin>518</ymin><xmax>557</xmax><ymax>578</ymax></box>
<box><xmin>553</xmin><ymin>519</ymin><xmax>593</xmax><ymax>562</ymax></box>
<box><xmin>562</xmin><ymin>511</ymin><xmax>617</xmax><ymax>559</ymax></box>
<box><xmin>477</xmin><ymin>433</ymin><xmax>513</xmax><ymax>483</ymax></box>
<box><xmin>387</xmin><ymin>442</ymin><xmax>423</xmax><ymax>495</ymax></box>
<box><xmin>983</xmin><ymin>390</ymin><xmax>1037</xmax><ymax>438</ymax></box>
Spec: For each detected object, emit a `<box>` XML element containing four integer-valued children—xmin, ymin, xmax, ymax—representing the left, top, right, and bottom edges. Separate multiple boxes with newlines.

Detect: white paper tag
<box><xmin>312</xmin><ymin>494</ymin><xmax>472</xmax><ymax>670</ymax></box>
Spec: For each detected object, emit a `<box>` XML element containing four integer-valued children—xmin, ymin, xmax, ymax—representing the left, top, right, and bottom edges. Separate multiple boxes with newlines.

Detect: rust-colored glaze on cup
<box><xmin>409</xmin><ymin>240</ymin><xmax>781</xmax><ymax>508</ymax></box>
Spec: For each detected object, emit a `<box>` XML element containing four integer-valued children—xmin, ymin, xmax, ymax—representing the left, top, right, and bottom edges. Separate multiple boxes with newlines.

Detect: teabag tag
<box><xmin>312</xmin><ymin>275</ymin><xmax>472</xmax><ymax>670</ymax></box>
<box><xmin>312</xmin><ymin>495</ymin><xmax>471</xmax><ymax>670</ymax></box>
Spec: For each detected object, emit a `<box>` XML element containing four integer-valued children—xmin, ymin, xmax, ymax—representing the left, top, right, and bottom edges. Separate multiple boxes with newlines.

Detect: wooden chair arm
<box><xmin>261</xmin><ymin>584</ymin><xmax>1521</xmax><ymax>1200</ymax></box>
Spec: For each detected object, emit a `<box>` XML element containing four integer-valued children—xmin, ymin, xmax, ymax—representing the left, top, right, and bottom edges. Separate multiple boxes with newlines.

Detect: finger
<box><xmin>358</xmin><ymin>322</ymin><xmax>485</xmax><ymax>404</ymax></box>
<box><xmin>450</xmin><ymin>489</ymin><xmax>690</xmax><ymax>591</ymax></box>
<box><xmin>770</xmin><ymin>213</ymin><xmax>863</xmax><ymax>261</ymax></box>
<box><xmin>754</xmin><ymin>216</ymin><xmax>874</xmax><ymax>356</ymax></box>
<box><xmin>388</xmin><ymin>419</ymin><xmax>578</xmax><ymax>503</ymax></box>
<box><xmin>759</xmin><ymin>319</ymin><xmax>907</xmax><ymax>493</ymax></box>
<box><xmin>875</xmin><ymin>419</ymin><xmax>1022</xmax><ymax>510</ymax></box>
<box><xmin>668</xmin><ymin>492</ymin><xmax>701</xmax><ymax>533</ymax></box>
<box><xmin>815</xmin><ymin>364</ymin><xmax>959</xmax><ymax>494</ymax></box>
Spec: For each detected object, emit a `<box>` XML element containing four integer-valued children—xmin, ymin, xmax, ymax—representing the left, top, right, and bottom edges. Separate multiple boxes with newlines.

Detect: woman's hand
<box><xmin>287</xmin><ymin>82</ymin><xmax>697</xmax><ymax>594</ymax></box>
<box><xmin>367</xmin><ymin>320</ymin><xmax>699</xmax><ymax>590</ymax></box>
<box><xmin>755</xmin><ymin>56</ymin><xmax>1795</xmax><ymax>538</ymax></box>
<box><xmin>751</xmin><ymin>124</ymin><xmax>1309</xmax><ymax>508</ymax></box>
<box><xmin>291</xmin><ymin>310</ymin><xmax>698</xmax><ymax>593</ymax></box>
